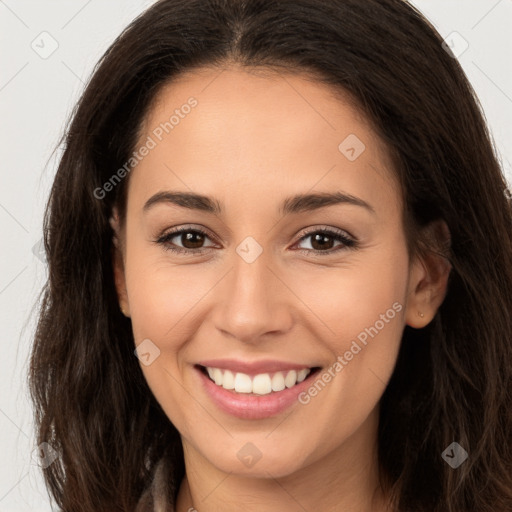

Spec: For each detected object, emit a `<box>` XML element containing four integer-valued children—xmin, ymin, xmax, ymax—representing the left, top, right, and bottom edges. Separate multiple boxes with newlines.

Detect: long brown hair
<box><xmin>29</xmin><ymin>0</ymin><xmax>512</xmax><ymax>510</ymax></box>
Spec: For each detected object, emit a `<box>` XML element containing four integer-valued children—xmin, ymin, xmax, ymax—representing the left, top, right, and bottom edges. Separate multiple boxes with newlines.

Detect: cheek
<box><xmin>288</xmin><ymin>242</ymin><xmax>408</xmax><ymax>412</ymax></box>
<box><xmin>124</xmin><ymin>247</ymin><xmax>217</xmax><ymax>345</ymax></box>
<box><xmin>282</xmin><ymin>261</ymin><xmax>407</xmax><ymax>463</ymax></box>
<box><xmin>124</xmin><ymin>259</ymin><xmax>203</xmax><ymax>434</ymax></box>
<box><xmin>289</xmin><ymin>250</ymin><xmax>408</xmax><ymax>352</ymax></box>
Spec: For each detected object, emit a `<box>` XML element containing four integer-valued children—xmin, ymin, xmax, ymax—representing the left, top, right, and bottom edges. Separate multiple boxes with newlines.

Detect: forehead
<box><xmin>141</xmin><ymin>65</ymin><xmax>373</xmax><ymax>149</ymax></box>
<box><xmin>128</xmin><ymin>66</ymin><xmax>401</xmax><ymax>217</ymax></box>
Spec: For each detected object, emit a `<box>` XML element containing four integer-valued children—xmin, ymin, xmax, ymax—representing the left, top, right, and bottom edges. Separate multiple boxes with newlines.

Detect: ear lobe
<box><xmin>404</xmin><ymin>219</ymin><xmax>452</xmax><ymax>329</ymax></box>
<box><xmin>109</xmin><ymin>209</ymin><xmax>121</xmax><ymax>249</ymax></box>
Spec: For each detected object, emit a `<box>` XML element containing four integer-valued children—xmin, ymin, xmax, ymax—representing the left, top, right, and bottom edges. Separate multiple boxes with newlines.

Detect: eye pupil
<box><xmin>182</xmin><ymin>231</ymin><xmax>205</xmax><ymax>249</ymax></box>
<box><xmin>311</xmin><ymin>233</ymin><xmax>334</xmax><ymax>250</ymax></box>
<box><xmin>158</xmin><ymin>227</ymin><xmax>352</xmax><ymax>255</ymax></box>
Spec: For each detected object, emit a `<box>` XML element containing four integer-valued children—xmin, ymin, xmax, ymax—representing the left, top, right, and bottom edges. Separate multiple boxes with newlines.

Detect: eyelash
<box><xmin>154</xmin><ymin>225</ymin><xmax>358</xmax><ymax>256</ymax></box>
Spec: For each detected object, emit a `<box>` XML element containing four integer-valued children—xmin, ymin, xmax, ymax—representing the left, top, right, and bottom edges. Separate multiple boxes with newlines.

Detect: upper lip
<box><xmin>197</xmin><ymin>359</ymin><xmax>317</xmax><ymax>376</ymax></box>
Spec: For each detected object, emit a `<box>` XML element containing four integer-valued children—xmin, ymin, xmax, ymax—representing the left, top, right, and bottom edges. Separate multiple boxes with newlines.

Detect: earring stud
<box><xmin>418</xmin><ymin>311</ymin><xmax>424</xmax><ymax>318</ymax></box>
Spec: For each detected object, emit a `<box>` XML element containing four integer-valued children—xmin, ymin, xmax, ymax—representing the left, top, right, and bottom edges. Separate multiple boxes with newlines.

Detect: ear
<box><xmin>404</xmin><ymin>219</ymin><xmax>452</xmax><ymax>328</ymax></box>
<box><xmin>110</xmin><ymin>208</ymin><xmax>130</xmax><ymax>317</ymax></box>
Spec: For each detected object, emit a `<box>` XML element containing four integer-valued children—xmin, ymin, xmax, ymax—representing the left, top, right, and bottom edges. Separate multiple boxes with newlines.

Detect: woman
<box><xmin>29</xmin><ymin>0</ymin><xmax>512</xmax><ymax>511</ymax></box>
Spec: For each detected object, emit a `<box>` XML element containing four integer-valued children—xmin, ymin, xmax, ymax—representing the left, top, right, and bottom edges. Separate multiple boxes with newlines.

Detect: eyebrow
<box><xmin>143</xmin><ymin>190</ymin><xmax>376</xmax><ymax>216</ymax></box>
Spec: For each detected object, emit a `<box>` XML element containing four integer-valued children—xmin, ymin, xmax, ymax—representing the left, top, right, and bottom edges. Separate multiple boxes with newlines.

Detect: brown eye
<box><xmin>295</xmin><ymin>228</ymin><xmax>357</xmax><ymax>255</ymax></box>
<box><xmin>309</xmin><ymin>232</ymin><xmax>337</xmax><ymax>251</ymax></box>
<box><xmin>179</xmin><ymin>231</ymin><xmax>206</xmax><ymax>249</ymax></box>
<box><xmin>155</xmin><ymin>227</ymin><xmax>216</xmax><ymax>255</ymax></box>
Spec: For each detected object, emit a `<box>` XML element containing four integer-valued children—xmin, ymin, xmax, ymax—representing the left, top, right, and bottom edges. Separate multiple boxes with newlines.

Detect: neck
<box><xmin>175</xmin><ymin>408</ymin><xmax>391</xmax><ymax>512</ymax></box>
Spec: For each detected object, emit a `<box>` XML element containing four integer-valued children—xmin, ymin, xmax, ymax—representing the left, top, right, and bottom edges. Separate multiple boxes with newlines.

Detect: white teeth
<box><xmin>234</xmin><ymin>372</ymin><xmax>252</xmax><ymax>393</ymax></box>
<box><xmin>222</xmin><ymin>370</ymin><xmax>235</xmax><ymax>389</ymax></box>
<box><xmin>213</xmin><ymin>368</ymin><xmax>223</xmax><ymax>386</ymax></box>
<box><xmin>252</xmin><ymin>374</ymin><xmax>272</xmax><ymax>395</ymax></box>
<box><xmin>204</xmin><ymin>366</ymin><xmax>312</xmax><ymax>395</ymax></box>
<box><xmin>284</xmin><ymin>370</ymin><xmax>297</xmax><ymax>388</ymax></box>
<box><xmin>271</xmin><ymin>372</ymin><xmax>286</xmax><ymax>392</ymax></box>
<box><xmin>297</xmin><ymin>368</ymin><xmax>309</xmax><ymax>383</ymax></box>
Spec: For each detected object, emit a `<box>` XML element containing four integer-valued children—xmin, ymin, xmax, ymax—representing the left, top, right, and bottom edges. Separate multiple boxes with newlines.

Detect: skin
<box><xmin>111</xmin><ymin>64</ymin><xmax>451</xmax><ymax>512</ymax></box>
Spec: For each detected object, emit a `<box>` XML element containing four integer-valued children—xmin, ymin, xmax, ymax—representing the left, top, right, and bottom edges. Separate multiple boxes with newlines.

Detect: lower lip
<box><xmin>195</xmin><ymin>366</ymin><xmax>319</xmax><ymax>420</ymax></box>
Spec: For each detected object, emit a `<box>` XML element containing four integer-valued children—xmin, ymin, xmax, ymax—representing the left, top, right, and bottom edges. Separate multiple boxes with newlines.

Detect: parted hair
<box><xmin>29</xmin><ymin>0</ymin><xmax>512</xmax><ymax>510</ymax></box>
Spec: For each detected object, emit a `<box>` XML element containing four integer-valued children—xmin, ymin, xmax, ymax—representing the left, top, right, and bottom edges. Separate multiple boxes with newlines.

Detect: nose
<box><xmin>211</xmin><ymin>249</ymin><xmax>294</xmax><ymax>345</ymax></box>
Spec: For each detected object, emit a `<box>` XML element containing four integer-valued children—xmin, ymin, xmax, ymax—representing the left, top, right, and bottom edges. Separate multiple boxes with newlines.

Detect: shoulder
<box><xmin>135</xmin><ymin>456</ymin><xmax>177</xmax><ymax>512</ymax></box>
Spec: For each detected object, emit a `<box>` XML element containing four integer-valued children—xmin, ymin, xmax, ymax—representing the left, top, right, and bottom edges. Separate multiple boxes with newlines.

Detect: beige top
<box><xmin>135</xmin><ymin>457</ymin><xmax>178</xmax><ymax>512</ymax></box>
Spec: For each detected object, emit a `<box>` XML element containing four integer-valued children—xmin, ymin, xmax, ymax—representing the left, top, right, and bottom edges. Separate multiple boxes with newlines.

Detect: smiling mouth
<box><xmin>196</xmin><ymin>365</ymin><xmax>321</xmax><ymax>396</ymax></box>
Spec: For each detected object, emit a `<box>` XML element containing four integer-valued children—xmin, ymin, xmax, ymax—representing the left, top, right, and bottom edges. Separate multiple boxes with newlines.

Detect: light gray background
<box><xmin>1</xmin><ymin>1</ymin><xmax>511</xmax><ymax>510</ymax></box>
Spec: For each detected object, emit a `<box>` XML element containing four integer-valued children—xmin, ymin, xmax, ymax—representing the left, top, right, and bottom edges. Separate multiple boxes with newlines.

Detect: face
<box><xmin>112</xmin><ymin>65</ymin><xmax>440</xmax><ymax>480</ymax></box>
